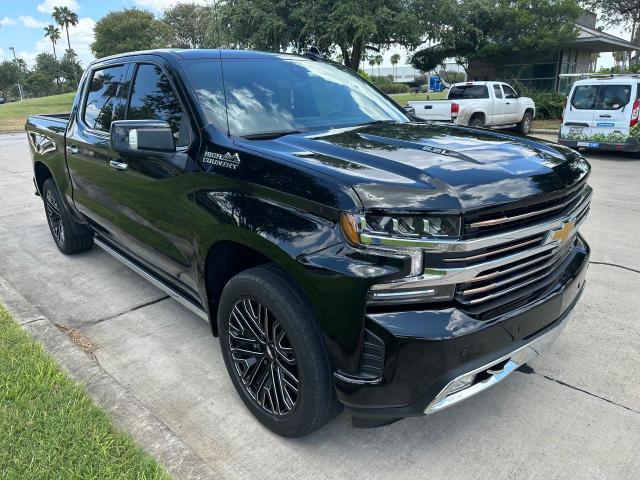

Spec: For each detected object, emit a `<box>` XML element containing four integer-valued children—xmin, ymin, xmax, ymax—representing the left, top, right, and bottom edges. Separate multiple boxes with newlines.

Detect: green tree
<box><xmin>44</xmin><ymin>25</ymin><xmax>61</xmax><ymax>59</ymax></box>
<box><xmin>60</xmin><ymin>49</ymin><xmax>82</xmax><ymax>88</ymax></box>
<box><xmin>582</xmin><ymin>1</ymin><xmax>640</xmax><ymax>46</ymax></box>
<box><xmin>91</xmin><ymin>8</ymin><xmax>172</xmax><ymax>58</ymax></box>
<box><xmin>390</xmin><ymin>53</ymin><xmax>401</xmax><ymax>81</ymax></box>
<box><xmin>52</xmin><ymin>6</ymin><xmax>78</xmax><ymax>54</ymax></box>
<box><xmin>28</xmin><ymin>53</ymin><xmax>61</xmax><ymax>96</ymax></box>
<box><xmin>0</xmin><ymin>61</ymin><xmax>21</xmax><ymax>99</ymax></box>
<box><xmin>411</xmin><ymin>0</ymin><xmax>581</xmax><ymax>74</ymax></box>
<box><xmin>220</xmin><ymin>0</ymin><xmax>436</xmax><ymax>71</ymax></box>
<box><xmin>162</xmin><ymin>3</ymin><xmax>218</xmax><ymax>48</ymax></box>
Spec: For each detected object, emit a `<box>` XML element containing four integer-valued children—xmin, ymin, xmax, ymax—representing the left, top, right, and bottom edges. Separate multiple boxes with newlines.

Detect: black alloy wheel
<box><xmin>45</xmin><ymin>188</ymin><xmax>65</xmax><ymax>245</ymax></box>
<box><xmin>228</xmin><ymin>298</ymin><xmax>299</xmax><ymax>416</ymax></box>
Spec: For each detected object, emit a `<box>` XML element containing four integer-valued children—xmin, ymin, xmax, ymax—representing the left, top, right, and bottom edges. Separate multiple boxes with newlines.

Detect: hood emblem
<box><xmin>546</xmin><ymin>221</ymin><xmax>574</xmax><ymax>245</ymax></box>
<box><xmin>203</xmin><ymin>151</ymin><xmax>241</xmax><ymax>170</ymax></box>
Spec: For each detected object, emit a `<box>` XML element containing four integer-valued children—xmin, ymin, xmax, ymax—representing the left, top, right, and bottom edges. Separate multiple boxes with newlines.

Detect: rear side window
<box><xmin>127</xmin><ymin>64</ymin><xmax>189</xmax><ymax>146</ymax></box>
<box><xmin>449</xmin><ymin>85</ymin><xmax>489</xmax><ymax>99</ymax></box>
<box><xmin>571</xmin><ymin>84</ymin><xmax>631</xmax><ymax>110</ymax></box>
<box><xmin>493</xmin><ymin>85</ymin><xmax>503</xmax><ymax>98</ymax></box>
<box><xmin>83</xmin><ymin>65</ymin><xmax>127</xmax><ymax>132</ymax></box>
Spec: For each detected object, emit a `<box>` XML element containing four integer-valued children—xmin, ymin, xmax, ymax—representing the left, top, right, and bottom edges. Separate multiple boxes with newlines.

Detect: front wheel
<box><xmin>218</xmin><ymin>265</ymin><xmax>340</xmax><ymax>437</ymax></box>
<box><xmin>517</xmin><ymin>111</ymin><xmax>533</xmax><ymax>135</ymax></box>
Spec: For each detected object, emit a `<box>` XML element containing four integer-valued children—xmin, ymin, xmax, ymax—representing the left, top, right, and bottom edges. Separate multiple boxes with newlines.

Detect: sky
<box><xmin>0</xmin><ymin>0</ymin><xmax>626</xmax><ymax>71</ymax></box>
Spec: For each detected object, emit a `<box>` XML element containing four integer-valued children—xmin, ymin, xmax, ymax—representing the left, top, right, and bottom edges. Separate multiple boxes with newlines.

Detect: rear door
<box><xmin>590</xmin><ymin>82</ymin><xmax>633</xmax><ymax>142</ymax></box>
<box><xmin>501</xmin><ymin>84</ymin><xmax>520</xmax><ymax>123</ymax></box>
<box><xmin>65</xmin><ymin>62</ymin><xmax>129</xmax><ymax>239</ymax></box>
<box><xmin>561</xmin><ymin>83</ymin><xmax>596</xmax><ymax>141</ymax></box>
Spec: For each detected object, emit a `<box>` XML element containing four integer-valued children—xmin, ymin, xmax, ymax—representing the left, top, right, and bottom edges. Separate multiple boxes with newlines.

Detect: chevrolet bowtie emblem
<box><xmin>549</xmin><ymin>221</ymin><xmax>574</xmax><ymax>244</ymax></box>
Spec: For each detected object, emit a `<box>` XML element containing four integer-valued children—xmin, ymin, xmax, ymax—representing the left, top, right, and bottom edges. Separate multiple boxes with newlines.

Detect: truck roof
<box><xmin>88</xmin><ymin>48</ymin><xmax>314</xmax><ymax>68</ymax></box>
<box><xmin>570</xmin><ymin>76</ymin><xmax>639</xmax><ymax>86</ymax></box>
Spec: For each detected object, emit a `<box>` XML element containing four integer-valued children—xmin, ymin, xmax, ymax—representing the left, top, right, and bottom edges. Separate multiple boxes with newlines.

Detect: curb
<box><xmin>531</xmin><ymin>129</ymin><xmax>559</xmax><ymax>134</ymax></box>
<box><xmin>0</xmin><ymin>275</ymin><xmax>220</xmax><ymax>480</ymax></box>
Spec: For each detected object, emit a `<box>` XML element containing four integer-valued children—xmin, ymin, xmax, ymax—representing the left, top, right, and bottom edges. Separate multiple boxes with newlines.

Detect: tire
<box><xmin>42</xmin><ymin>178</ymin><xmax>93</xmax><ymax>254</ymax></box>
<box><xmin>469</xmin><ymin>116</ymin><xmax>485</xmax><ymax>128</ymax></box>
<box><xmin>517</xmin><ymin>111</ymin><xmax>533</xmax><ymax>135</ymax></box>
<box><xmin>217</xmin><ymin>264</ymin><xmax>341</xmax><ymax>437</ymax></box>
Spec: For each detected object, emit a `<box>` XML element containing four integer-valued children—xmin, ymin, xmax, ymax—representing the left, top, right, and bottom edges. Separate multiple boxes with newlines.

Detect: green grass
<box><xmin>389</xmin><ymin>91</ymin><xmax>447</xmax><ymax>106</ymax></box>
<box><xmin>0</xmin><ymin>92</ymin><xmax>75</xmax><ymax>132</ymax></box>
<box><xmin>0</xmin><ymin>304</ymin><xmax>171</xmax><ymax>480</ymax></box>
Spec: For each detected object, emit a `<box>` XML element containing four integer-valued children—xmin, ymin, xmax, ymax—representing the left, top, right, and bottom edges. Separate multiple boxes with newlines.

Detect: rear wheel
<box><xmin>218</xmin><ymin>264</ymin><xmax>340</xmax><ymax>437</ymax></box>
<box><xmin>517</xmin><ymin>111</ymin><xmax>533</xmax><ymax>135</ymax></box>
<box><xmin>469</xmin><ymin>115</ymin><xmax>485</xmax><ymax>128</ymax></box>
<box><xmin>42</xmin><ymin>178</ymin><xmax>93</xmax><ymax>254</ymax></box>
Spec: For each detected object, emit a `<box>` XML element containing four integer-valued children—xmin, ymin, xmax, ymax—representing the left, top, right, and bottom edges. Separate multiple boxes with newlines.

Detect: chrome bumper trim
<box><xmin>360</xmin><ymin>186</ymin><xmax>591</xmax><ymax>252</ymax></box>
<box><xmin>423</xmin><ymin>310</ymin><xmax>573</xmax><ymax>414</ymax></box>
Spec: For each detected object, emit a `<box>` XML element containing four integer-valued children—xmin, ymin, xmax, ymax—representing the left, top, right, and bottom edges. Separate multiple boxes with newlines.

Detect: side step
<box><xmin>94</xmin><ymin>237</ymin><xmax>209</xmax><ymax>322</ymax></box>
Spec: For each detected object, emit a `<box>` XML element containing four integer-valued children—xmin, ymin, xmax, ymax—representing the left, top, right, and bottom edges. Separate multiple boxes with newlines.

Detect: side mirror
<box><xmin>404</xmin><ymin>105</ymin><xmax>416</xmax><ymax>115</ymax></box>
<box><xmin>110</xmin><ymin>120</ymin><xmax>175</xmax><ymax>155</ymax></box>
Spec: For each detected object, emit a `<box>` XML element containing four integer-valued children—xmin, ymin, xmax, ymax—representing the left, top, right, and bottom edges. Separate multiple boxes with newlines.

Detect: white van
<box><xmin>558</xmin><ymin>75</ymin><xmax>640</xmax><ymax>153</ymax></box>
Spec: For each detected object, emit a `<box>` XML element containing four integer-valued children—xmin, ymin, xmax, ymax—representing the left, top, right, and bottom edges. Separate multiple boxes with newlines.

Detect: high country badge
<box><xmin>203</xmin><ymin>151</ymin><xmax>241</xmax><ymax>170</ymax></box>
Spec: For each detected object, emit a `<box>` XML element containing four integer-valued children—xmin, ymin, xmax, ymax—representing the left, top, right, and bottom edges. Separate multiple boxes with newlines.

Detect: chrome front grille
<box><xmin>464</xmin><ymin>182</ymin><xmax>588</xmax><ymax>237</ymax></box>
<box><xmin>455</xmin><ymin>236</ymin><xmax>576</xmax><ymax>305</ymax></box>
<box><xmin>366</xmin><ymin>184</ymin><xmax>591</xmax><ymax>316</ymax></box>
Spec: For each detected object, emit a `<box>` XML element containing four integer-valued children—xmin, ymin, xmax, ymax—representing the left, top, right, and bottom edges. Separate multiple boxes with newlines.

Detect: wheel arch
<box><xmin>34</xmin><ymin>161</ymin><xmax>53</xmax><ymax>195</ymax></box>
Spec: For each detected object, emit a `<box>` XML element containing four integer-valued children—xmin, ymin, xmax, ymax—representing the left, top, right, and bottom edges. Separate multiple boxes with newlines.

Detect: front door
<box><xmin>110</xmin><ymin>61</ymin><xmax>200</xmax><ymax>294</ymax></box>
<box><xmin>501</xmin><ymin>84</ymin><xmax>520</xmax><ymax>123</ymax></box>
<box><xmin>65</xmin><ymin>63</ymin><xmax>129</xmax><ymax>240</ymax></box>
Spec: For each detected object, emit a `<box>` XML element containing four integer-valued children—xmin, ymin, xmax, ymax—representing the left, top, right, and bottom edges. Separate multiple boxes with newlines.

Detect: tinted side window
<box><xmin>502</xmin><ymin>85</ymin><xmax>517</xmax><ymax>99</ymax></box>
<box><xmin>493</xmin><ymin>85</ymin><xmax>503</xmax><ymax>99</ymax></box>
<box><xmin>83</xmin><ymin>65</ymin><xmax>127</xmax><ymax>132</ymax></box>
<box><xmin>449</xmin><ymin>85</ymin><xmax>489</xmax><ymax>99</ymax></box>
<box><xmin>127</xmin><ymin>64</ymin><xmax>188</xmax><ymax>145</ymax></box>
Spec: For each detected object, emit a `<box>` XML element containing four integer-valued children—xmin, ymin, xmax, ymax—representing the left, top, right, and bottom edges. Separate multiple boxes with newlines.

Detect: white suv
<box><xmin>558</xmin><ymin>76</ymin><xmax>640</xmax><ymax>153</ymax></box>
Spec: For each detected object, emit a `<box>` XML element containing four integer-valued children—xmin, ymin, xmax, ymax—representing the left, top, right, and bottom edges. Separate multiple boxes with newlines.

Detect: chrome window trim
<box><xmin>360</xmin><ymin>185</ymin><xmax>591</xmax><ymax>253</ymax></box>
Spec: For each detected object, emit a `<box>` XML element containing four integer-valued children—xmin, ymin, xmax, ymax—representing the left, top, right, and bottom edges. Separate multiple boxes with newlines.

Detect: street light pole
<box><xmin>8</xmin><ymin>47</ymin><xmax>24</xmax><ymax>101</ymax></box>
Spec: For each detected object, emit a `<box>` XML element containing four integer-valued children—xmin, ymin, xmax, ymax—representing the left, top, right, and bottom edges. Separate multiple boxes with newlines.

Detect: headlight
<box><xmin>339</xmin><ymin>212</ymin><xmax>460</xmax><ymax>306</ymax></box>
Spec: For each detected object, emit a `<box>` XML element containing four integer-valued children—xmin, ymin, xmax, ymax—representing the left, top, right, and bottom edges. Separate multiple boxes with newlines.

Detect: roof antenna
<box><xmin>304</xmin><ymin>46</ymin><xmax>322</xmax><ymax>60</ymax></box>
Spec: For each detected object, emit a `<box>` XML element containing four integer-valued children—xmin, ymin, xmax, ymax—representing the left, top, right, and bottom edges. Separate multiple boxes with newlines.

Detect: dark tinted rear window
<box><xmin>83</xmin><ymin>65</ymin><xmax>127</xmax><ymax>132</ymax></box>
<box><xmin>571</xmin><ymin>84</ymin><xmax>631</xmax><ymax>110</ymax></box>
<box><xmin>449</xmin><ymin>85</ymin><xmax>489</xmax><ymax>99</ymax></box>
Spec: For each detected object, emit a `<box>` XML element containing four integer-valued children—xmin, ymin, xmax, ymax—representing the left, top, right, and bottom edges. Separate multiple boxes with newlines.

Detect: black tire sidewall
<box><xmin>217</xmin><ymin>265</ymin><xmax>337</xmax><ymax>437</ymax></box>
<box><xmin>469</xmin><ymin>118</ymin><xmax>484</xmax><ymax>128</ymax></box>
<box><xmin>43</xmin><ymin>178</ymin><xmax>72</xmax><ymax>252</ymax></box>
<box><xmin>520</xmin><ymin>112</ymin><xmax>533</xmax><ymax>134</ymax></box>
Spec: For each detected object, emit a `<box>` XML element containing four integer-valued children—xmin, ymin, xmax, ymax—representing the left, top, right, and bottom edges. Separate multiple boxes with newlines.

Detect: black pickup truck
<box><xmin>26</xmin><ymin>49</ymin><xmax>591</xmax><ymax>437</ymax></box>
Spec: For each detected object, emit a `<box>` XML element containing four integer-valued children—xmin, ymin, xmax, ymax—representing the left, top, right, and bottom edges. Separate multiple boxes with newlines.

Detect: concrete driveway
<box><xmin>1</xmin><ymin>131</ymin><xmax>639</xmax><ymax>479</ymax></box>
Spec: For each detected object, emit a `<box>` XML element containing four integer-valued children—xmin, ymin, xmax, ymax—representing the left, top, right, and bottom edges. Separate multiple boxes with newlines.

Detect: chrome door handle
<box><xmin>66</xmin><ymin>145</ymin><xmax>79</xmax><ymax>155</ymax></box>
<box><xmin>109</xmin><ymin>160</ymin><xmax>128</xmax><ymax>171</ymax></box>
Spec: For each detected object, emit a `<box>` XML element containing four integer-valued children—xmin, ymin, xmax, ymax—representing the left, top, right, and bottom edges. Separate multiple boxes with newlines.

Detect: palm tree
<box><xmin>52</xmin><ymin>6</ymin><xmax>79</xmax><ymax>86</ymax></box>
<box><xmin>390</xmin><ymin>53</ymin><xmax>401</xmax><ymax>82</ymax></box>
<box><xmin>44</xmin><ymin>24</ymin><xmax>61</xmax><ymax>59</ymax></box>
<box><xmin>52</xmin><ymin>6</ymin><xmax>78</xmax><ymax>54</ymax></box>
<box><xmin>368</xmin><ymin>56</ymin><xmax>375</xmax><ymax>77</ymax></box>
<box><xmin>374</xmin><ymin>54</ymin><xmax>383</xmax><ymax>78</ymax></box>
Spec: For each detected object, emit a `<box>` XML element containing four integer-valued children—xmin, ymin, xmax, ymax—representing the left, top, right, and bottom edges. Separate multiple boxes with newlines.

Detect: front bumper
<box><xmin>335</xmin><ymin>237</ymin><xmax>589</xmax><ymax>420</ymax></box>
<box><xmin>558</xmin><ymin>136</ymin><xmax>640</xmax><ymax>153</ymax></box>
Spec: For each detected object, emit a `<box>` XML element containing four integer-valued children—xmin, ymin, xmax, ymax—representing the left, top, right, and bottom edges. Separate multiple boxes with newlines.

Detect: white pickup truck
<box><xmin>408</xmin><ymin>81</ymin><xmax>536</xmax><ymax>134</ymax></box>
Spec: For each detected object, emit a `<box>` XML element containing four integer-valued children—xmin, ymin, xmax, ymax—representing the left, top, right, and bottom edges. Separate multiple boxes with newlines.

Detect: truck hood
<box><xmin>237</xmin><ymin>122</ymin><xmax>590</xmax><ymax>212</ymax></box>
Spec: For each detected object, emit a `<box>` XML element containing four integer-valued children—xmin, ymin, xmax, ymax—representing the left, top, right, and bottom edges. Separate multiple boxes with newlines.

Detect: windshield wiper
<box><xmin>354</xmin><ymin>120</ymin><xmax>397</xmax><ymax>128</ymax></box>
<box><xmin>241</xmin><ymin>129</ymin><xmax>305</xmax><ymax>140</ymax></box>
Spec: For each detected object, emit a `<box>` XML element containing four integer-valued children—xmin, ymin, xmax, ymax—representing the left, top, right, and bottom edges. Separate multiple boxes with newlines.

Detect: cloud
<box><xmin>37</xmin><ymin>0</ymin><xmax>79</xmax><ymax>14</ymax></box>
<box><xmin>0</xmin><ymin>16</ymin><xmax>17</xmax><ymax>26</ymax></box>
<box><xmin>19</xmin><ymin>16</ymin><xmax>47</xmax><ymax>28</ymax></box>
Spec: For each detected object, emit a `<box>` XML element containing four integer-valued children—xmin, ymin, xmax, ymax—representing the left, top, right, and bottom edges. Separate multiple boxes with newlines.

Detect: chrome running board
<box><xmin>94</xmin><ymin>237</ymin><xmax>209</xmax><ymax>322</ymax></box>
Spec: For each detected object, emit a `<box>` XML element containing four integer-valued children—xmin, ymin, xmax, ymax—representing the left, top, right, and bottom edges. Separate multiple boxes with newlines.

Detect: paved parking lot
<box><xmin>1</xmin><ymin>131</ymin><xmax>639</xmax><ymax>479</ymax></box>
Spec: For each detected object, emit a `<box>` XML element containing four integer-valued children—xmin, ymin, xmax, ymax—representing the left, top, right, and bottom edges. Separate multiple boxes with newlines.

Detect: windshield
<box><xmin>181</xmin><ymin>57</ymin><xmax>409</xmax><ymax>137</ymax></box>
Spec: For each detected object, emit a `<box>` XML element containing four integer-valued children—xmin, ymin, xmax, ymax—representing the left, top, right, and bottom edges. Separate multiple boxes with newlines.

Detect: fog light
<box><xmin>446</xmin><ymin>374</ymin><xmax>476</xmax><ymax>395</ymax></box>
